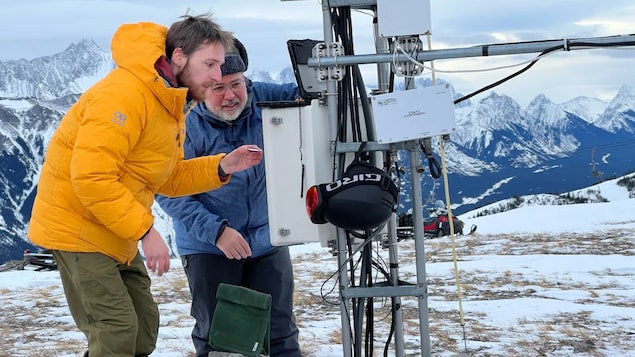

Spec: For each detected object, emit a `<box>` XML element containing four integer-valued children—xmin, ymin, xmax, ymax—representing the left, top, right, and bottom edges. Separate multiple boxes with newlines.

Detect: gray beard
<box><xmin>206</xmin><ymin>93</ymin><xmax>250</xmax><ymax>122</ymax></box>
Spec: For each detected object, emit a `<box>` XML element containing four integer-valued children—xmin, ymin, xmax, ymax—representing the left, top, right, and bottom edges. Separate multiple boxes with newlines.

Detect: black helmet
<box><xmin>306</xmin><ymin>155</ymin><xmax>399</xmax><ymax>231</ymax></box>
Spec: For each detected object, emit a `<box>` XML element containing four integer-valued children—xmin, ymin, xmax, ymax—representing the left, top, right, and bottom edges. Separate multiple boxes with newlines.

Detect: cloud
<box><xmin>1</xmin><ymin>0</ymin><xmax>633</xmax><ymax>106</ymax></box>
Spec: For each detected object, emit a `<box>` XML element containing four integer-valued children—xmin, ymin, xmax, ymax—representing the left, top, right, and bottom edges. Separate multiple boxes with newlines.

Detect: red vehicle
<box><xmin>397</xmin><ymin>201</ymin><xmax>476</xmax><ymax>239</ymax></box>
<box><xmin>423</xmin><ymin>212</ymin><xmax>466</xmax><ymax>237</ymax></box>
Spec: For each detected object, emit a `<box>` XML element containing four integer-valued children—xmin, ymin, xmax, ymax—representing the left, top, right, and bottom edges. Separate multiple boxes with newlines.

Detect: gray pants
<box><xmin>182</xmin><ymin>247</ymin><xmax>301</xmax><ymax>357</ymax></box>
<box><xmin>53</xmin><ymin>251</ymin><xmax>159</xmax><ymax>357</ymax></box>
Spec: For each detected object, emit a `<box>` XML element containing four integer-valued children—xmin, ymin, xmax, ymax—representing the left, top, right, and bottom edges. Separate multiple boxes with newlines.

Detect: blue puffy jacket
<box><xmin>156</xmin><ymin>80</ymin><xmax>299</xmax><ymax>257</ymax></box>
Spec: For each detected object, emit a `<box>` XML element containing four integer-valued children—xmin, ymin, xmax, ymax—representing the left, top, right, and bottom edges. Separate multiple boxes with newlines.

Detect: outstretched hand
<box><xmin>220</xmin><ymin>145</ymin><xmax>263</xmax><ymax>175</ymax></box>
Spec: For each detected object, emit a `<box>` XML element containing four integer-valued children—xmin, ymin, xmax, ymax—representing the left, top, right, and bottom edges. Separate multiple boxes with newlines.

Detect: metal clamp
<box><xmin>392</xmin><ymin>35</ymin><xmax>424</xmax><ymax>76</ymax></box>
<box><xmin>314</xmin><ymin>42</ymin><xmax>346</xmax><ymax>82</ymax></box>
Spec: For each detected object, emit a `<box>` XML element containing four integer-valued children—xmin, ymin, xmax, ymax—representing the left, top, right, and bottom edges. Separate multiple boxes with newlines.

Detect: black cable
<box><xmin>572</xmin><ymin>40</ymin><xmax>635</xmax><ymax>48</ymax></box>
<box><xmin>418</xmin><ymin>139</ymin><xmax>442</xmax><ymax>179</ymax></box>
<box><xmin>345</xmin><ymin>230</ymin><xmax>361</xmax><ymax>357</ymax></box>
<box><xmin>454</xmin><ymin>45</ymin><xmax>561</xmax><ymax>105</ymax></box>
<box><xmin>362</xmin><ymin>240</ymin><xmax>373</xmax><ymax>357</ymax></box>
<box><xmin>365</xmin><ymin>297</ymin><xmax>374</xmax><ymax>357</ymax></box>
<box><xmin>428</xmin><ymin>157</ymin><xmax>441</xmax><ymax>179</ymax></box>
<box><xmin>330</xmin><ymin>10</ymin><xmax>368</xmax><ymax>356</ymax></box>
<box><xmin>387</xmin><ymin>37</ymin><xmax>395</xmax><ymax>93</ymax></box>
<box><xmin>383</xmin><ymin>320</ymin><xmax>395</xmax><ymax>357</ymax></box>
<box><xmin>454</xmin><ymin>38</ymin><xmax>635</xmax><ymax>105</ymax></box>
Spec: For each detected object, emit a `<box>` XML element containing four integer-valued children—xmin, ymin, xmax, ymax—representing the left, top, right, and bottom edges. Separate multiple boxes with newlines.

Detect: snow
<box><xmin>1</xmin><ymin>175</ymin><xmax>634</xmax><ymax>356</ymax></box>
<box><xmin>0</xmin><ymin>98</ymin><xmax>34</xmax><ymax>112</ymax></box>
<box><xmin>466</xmin><ymin>199</ymin><xmax>635</xmax><ymax>234</ymax></box>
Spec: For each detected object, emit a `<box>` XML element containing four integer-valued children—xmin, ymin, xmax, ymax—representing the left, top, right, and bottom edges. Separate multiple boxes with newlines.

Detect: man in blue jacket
<box><xmin>156</xmin><ymin>38</ymin><xmax>301</xmax><ymax>357</ymax></box>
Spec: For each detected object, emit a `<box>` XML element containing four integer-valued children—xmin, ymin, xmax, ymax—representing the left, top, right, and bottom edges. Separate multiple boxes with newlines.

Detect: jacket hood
<box><xmin>111</xmin><ymin>22</ymin><xmax>190</xmax><ymax>117</ymax></box>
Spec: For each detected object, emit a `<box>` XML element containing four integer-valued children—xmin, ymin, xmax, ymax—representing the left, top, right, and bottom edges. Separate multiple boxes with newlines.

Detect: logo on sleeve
<box><xmin>111</xmin><ymin>111</ymin><xmax>127</xmax><ymax>126</ymax></box>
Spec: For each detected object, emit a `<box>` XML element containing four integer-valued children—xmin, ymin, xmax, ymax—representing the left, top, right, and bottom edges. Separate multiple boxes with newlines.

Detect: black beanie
<box><xmin>221</xmin><ymin>38</ymin><xmax>249</xmax><ymax>76</ymax></box>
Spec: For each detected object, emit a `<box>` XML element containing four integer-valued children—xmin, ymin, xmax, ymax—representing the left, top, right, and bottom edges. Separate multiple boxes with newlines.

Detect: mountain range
<box><xmin>0</xmin><ymin>39</ymin><xmax>633</xmax><ymax>265</ymax></box>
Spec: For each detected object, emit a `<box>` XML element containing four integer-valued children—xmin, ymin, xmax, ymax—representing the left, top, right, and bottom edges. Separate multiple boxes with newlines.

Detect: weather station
<box><xmin>260</xmin><ymin>1</ymin><xmax>635</xmax><ymax>356</ymax></box>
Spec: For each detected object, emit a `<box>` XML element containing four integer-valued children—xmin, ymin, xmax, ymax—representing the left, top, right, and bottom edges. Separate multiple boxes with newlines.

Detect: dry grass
<box><xmin>2</xmin><ymin>228</ymin><xmax>634</xmax><ymax>356</ymax></box>
<box><xmin>289</xmin><ymin>228</ymin><xmax>635</xmax><ymax>356</ymax></box>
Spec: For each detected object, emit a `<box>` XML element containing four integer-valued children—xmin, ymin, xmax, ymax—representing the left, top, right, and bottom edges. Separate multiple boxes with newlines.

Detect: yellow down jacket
<box><xmin>27</xmin><ymin>22</ymin><xmax>227</xmax><ymax>264</ymax></box>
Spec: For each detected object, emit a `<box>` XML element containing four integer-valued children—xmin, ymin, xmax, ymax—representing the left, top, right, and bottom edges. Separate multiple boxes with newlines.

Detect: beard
<box><xmin>176</xmin><ymin>61</ymin><xmax>208</xmax><ymax>102</ymax></box>
<box><xmin>207</xmin><ymin>95</ymin><xmax>248</xmax><ymax>122</ymax></box>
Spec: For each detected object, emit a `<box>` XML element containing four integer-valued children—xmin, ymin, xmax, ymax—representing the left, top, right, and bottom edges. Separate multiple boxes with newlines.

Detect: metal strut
<box><xmin>309</xmin><ymin>34</ymin><xmax>635</xmax><ymax>67</ymax></box>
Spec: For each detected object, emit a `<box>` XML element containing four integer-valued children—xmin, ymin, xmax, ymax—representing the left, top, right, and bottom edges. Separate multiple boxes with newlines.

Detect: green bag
<box><xmin>209</xmin><ymin>283</ymin><xmax>272</xmax><ymax>356</ymax></box>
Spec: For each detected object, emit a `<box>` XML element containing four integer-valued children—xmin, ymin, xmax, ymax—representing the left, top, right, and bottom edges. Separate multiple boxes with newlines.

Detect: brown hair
<box><xmin>165</xmin><ymin>13</ymin><xmax>234</xmax><ymax>60</ymax></box>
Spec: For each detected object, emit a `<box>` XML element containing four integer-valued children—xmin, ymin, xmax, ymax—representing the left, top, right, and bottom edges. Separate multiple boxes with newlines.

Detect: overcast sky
<box><xmin>1</xmin><ymin>0</ymin><xmax>634</xmax><ymax>107</ymax></box>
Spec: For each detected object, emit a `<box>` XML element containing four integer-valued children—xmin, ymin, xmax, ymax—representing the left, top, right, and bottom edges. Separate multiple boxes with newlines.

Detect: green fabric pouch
<box><xmin>209</xmin><ymin>283</ymin><xmax>272</xmax><ymax>356</ymax></box>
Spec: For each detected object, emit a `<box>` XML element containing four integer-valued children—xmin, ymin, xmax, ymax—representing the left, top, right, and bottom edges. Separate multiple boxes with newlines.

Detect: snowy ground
<box><xmin>1</xmin><ymin>175</ymin><xmax>634</xmax><ymax>356</ymax></box>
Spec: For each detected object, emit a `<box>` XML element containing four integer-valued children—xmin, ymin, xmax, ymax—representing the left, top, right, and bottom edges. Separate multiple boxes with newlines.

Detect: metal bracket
<box><xmin>391</xmin><ymin>35</ymin><xmax>424</xmax><ymax>76</ymax></box>
<box><xmin>314</xmin><ymin>42</ymin><xmax>346</xmax><ymax>82</ymax></box>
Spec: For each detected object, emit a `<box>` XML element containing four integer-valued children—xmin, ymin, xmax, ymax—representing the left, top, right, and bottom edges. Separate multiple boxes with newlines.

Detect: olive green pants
<box><xmin>53</xmin><ymin>251</ymin><xmax>159</xmax><ymax>357</ymax></box>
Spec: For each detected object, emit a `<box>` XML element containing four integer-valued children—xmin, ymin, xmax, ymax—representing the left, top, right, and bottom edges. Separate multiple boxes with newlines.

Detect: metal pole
<box><xmin>386</xmin><ymin>213</ymin><xmax>405</xmax><ymax>356</ymax></box>
<box><xmin>321</xmin><ymin>2</ymin><xmax>354</xmax><ymax>356</ymax></box>
<box><xmin>409</xmin><ymin>149</ymin><xmax>431</xmax><ymax>356</ymax></box>
<box><xmin>372</xmin><ymin>14</ymin><xmax>390</xmax><ymax>94</ymax></box>
<box><xmin>308</xmin><ymin>34</ymin><xmax>635</xmax><ymax>67</ymax></box>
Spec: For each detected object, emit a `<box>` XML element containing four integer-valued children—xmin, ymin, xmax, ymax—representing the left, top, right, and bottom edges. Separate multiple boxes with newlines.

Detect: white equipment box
<box><xmin>377</xmin><ymin>0</ymin><xmax>431</xmax><ymax>37</ymax></box>
<box><xmin>371</xmin><ymin>84</ymin><xmax>457</xmax><ymax>144</ymax></box>
<box><xmin>261</xmin><ymin>101</ymin><xmax>336</xmax><ymax>247</ymax></box>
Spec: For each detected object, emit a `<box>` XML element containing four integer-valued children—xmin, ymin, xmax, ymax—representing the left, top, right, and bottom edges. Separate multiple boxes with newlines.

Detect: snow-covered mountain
<box><xmin>561</xmin><ymin>96</ymin><xmax>607</xmax><ymax>123</ymax></box>
<box><xmin>0</xmin><ymin>40</ymin><xmax>634</xmax><ymax>265</ymax></box>
<box><xmin>593</xmin><ymin>85</ymin><xmax>635</xmax><ymax>133</ymax></box>
<box><xmin>0</xmin><ymin>39</ymin><xmax>112</xmax><ymax>100</ymax></box>
<box><xmin>393</xmin><ymin>84</ymin><xmax>634</xmax><ymax>215</ymax></box>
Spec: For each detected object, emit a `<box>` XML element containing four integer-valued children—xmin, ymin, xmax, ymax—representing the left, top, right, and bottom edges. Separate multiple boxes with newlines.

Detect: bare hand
<box><xmin>141</xmin><ymin>227</ymin><xmax>171</xmax><ymax>276</ymax></box>
<box><xmin>216</xmin><ymin>227</ymin><xmax>252</xmax><ymax>260</ymax></box>
<box><xmin>220</xmin><ymin>145</ymin><xmax>263</xmax><ymax>175</ymax></box>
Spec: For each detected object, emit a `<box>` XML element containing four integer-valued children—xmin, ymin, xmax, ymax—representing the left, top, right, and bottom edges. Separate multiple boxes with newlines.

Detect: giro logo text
<box><xmin>325</xmin><ymin>173</ymin><xmax>382</xmax><ymax>192</ymax></box>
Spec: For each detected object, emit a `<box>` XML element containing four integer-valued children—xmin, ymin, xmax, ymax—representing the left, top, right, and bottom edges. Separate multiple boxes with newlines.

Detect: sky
<box><xmin>1</xmin><ymin>0</ymin><xmax>635</xmax><ymax>107</ymax></box>
<box><xmin>1</xmin><ymin>174</ymin><xmax>634</xmax><ymax>356</ymax></box>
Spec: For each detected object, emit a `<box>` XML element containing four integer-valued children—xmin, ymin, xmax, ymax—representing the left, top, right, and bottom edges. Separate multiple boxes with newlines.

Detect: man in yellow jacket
<box><xmin>27</xmin><ymin>14</ymin><xmax>262</xmax><ymax>357</ymax></box>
